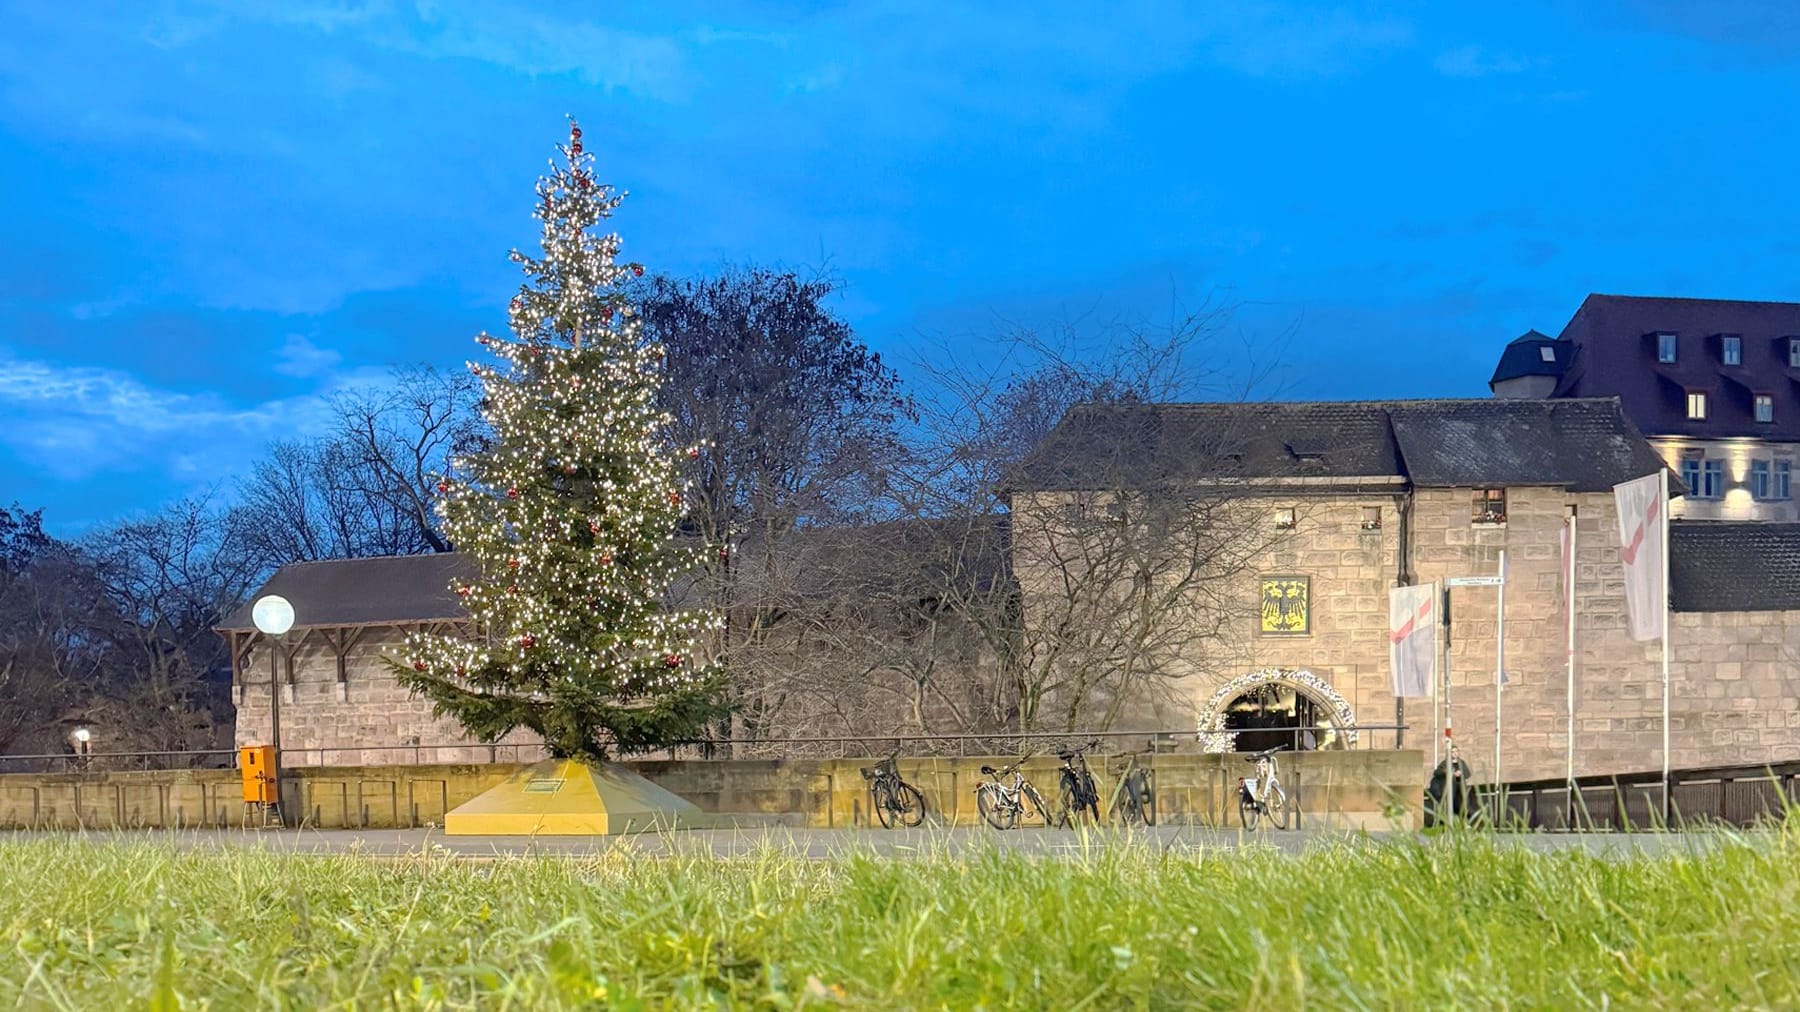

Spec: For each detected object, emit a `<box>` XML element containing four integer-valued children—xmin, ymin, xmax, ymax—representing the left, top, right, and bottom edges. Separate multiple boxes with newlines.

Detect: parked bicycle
<box><xmin>1237</xmin><ymin>745</ymin><xmax>1292</xmax><ymax>830</ymax></box>
<box><xmin>861</xmin><ymin>754</ymin><xmax>926</xmax><ymax>828</ymax></box>
<box><xmin>974</xmin><ymin>757</ymin><xmax>1053</xmax><ymax>830</ymax></box>
<box><xmin>1107</xmin><ymin>748</ymin><xmax>1157</xmax><ymax>826</ymax></box>
<box><xmin>1057</xmin><ymin>739</ymin><xmax>1103</xmax><ymax>826</ymax></box>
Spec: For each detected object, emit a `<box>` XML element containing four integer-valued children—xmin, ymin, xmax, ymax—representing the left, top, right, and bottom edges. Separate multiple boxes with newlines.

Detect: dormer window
<box><xmin>1687</xmin><ymin>391</ymin><xmax>1709</xmax><ymax>420</ymax></box>
<box><xmin>1790</xmin><ymin>338</ymin><xmax>1800</xmax><ymax>369</ymax></box>
<box><xmin>1722</xmin><ymin>335</ymin><xmax>1742</xmax><ymax>366</ymax></box>
<box><xmin>1539</xmin><ymin>346</ymin><xmax>1556</xmax><ymax>362</ymax></box>
<box><xmin>1657</xmin><ymin>332</ymin><xmax>1678</xmax><ymax>363</ymax></box>
<box><xmin>1756</xmin><ymin>394</ymin><xmax>1774</xmax><ymax>423</ymax></box>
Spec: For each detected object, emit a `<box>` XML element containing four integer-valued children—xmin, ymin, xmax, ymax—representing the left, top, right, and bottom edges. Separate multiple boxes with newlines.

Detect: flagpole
<box><xmin>1660</xmin><ymin>476</ymin><xmax>1672</xmax><ymax>826</ymax></box>
<box><xmin>1494</xmin><ymin>549</ymin><xmax>1506</xmax><ymax>824</ymax></box>
<box><xmin>1566</xmin><ymin>513</ymin><xmax>1577</xmax><ymax>788</ymax></box>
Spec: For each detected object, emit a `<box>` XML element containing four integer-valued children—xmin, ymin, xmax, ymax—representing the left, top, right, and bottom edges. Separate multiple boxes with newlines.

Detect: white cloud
<box><xmin>1434</xmin><ymin>45</ymin><xmax>1539</xmax><ymax>78</ymax></box>
<box><xmin>273</xmin><ymin>334</ymin><xmax>345</xmax><ymax>378</ymax></box>
<box><xmin>0</xmin><ymin>350</ymin><xmax>382</xmax><ymax>481</ymax></box>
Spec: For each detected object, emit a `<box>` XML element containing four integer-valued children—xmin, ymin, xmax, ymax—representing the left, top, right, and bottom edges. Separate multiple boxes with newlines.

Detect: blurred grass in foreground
<box><xmin>1</xmin><ymin>824</ymin><xmax>1797</xmax><ymax>1010</ymax></box>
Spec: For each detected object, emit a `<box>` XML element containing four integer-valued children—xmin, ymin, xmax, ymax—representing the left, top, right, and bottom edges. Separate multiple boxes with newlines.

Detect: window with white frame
<box><xmin>1274</xmin><ymin>507</ymin><xmax>1297</xmax><ymax>530</ymax></box>
<box><xmin>1722</xmin><ymin>335</ymin><xmax>1742</xmax><ymax>365</ymax></box>
<box><xmin>1756</xmin><ymin>394</ymin><xmax>1774</xmax><ymax>423</ymax></box>
<box><xmin>1687</xmin><ymin>391</ymin><xmax>1709</xmax><ymax>420</ymax></box>
<box><xmin>1752</xmin><ymin>459</ymin><xmax>1772</xmax><ymax>499</ymax></box>
<box><xmin>1777</xmin><ymin>460</ymin><xmax>1793</xmax><ymax>501</ymax></box>
<box><xmin>1360</xmin><ymin>506</ymin><xmax>1382</xmax><ymax>531</ymax></box>
<box><xmin>1657</xmin><ymin>332</ymin><xmax>1678</xmax><ymax>363</ymax></box>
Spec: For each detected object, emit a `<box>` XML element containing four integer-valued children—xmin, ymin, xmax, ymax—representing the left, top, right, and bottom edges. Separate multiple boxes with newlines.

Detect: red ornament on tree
<box><xmin>668</xmin><ymin>491</ymin><xmax>683</xmax><ymax>506</ymax></box>
<box><xmin>563</xmin><ymin>463</ymin><xmax>578</xmax><ymax>475</ymax></box>
<box><xmin>664</xmin><ymin>653</ymin><xmax>683</xmax><ymax>668</ymax></box>
<box><xmin>437</xmin><ymin>481</ymin><xmax>451</xmax><ymax>494</ymax></box>
<box><xmin>588</xmin><ymin>521</ymin><xmax>600</xmax><ymax>534</ymax></box>
<box><xmin>632</xmin><ymin>264</ymin><xmax>644</xmax><ymax>277</ymax></box>
<box><xmin>456</xmin><ymin>585</ymin><xmax>472</xmax><ymax>598</ymax></box>
<box><xmin>601</xmin><ymin>306</ymin><xmax>614</xmax><ymax>321</ymax></box>
<box><xmin>599</xmin><ymin>552</ymin><xmax>613</xmax><ymax>566</ymax></box>
<box><xmin>412</xmin><ymin>660</ymin><xmax>427</xmax><ymax>672</ymax></box>
<box><xmin>506</xmin><ymin>487</ymin><xmax>520</xmax><ymax>499</ymax></box>
<box><xmin>569</xmin><ymin>123</ymin><xmax>583</xmax><ymax>157</ymax></box>
<box><xmin>519</xmin><ymin>634</ymin><xmax>537</xmax><ymax>649</ymax></box>
<box><xmin>508</xmin><ymin>558</ymin><xmax>521</xmax><ymax>570</ymax></box>
<box><xmin>719</xmin><ymin>547</ymin><xmax>730</xmax><ymax>560</ymax></box>
<box><xmin>687</xmin><ymin>447</ymin><xmax>701</xmax><ymax>459</ymax></box>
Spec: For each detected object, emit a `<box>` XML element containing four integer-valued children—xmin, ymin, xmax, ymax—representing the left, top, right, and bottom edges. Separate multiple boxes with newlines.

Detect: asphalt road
<box><xmin>3</xmin><ymin>825</ymin><xmax>1758</xmax><ymax>860</ymax></box>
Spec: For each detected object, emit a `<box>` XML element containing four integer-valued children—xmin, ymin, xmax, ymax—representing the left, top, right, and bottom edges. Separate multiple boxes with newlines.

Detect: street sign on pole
<box><xmin>1447</xmin><ymin>575</ymin><xmax>1505</xmax><ymax>587</ymax></box>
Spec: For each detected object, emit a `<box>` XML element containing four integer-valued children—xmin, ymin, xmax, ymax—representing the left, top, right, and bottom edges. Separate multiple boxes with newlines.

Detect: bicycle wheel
<box><xmin>1079</xmin><ymin>771</ymin><xmax>1101</xmax><ymax>822</ymax></box>
<box><xmin>1137</xmin><ymin>771</ymin><xmax>1156</xmax><ymax>828</ymax></box>
<box><xmin>1059</xmin><ymin>772</ymin><xmax>1090</xmax><ymax>826</ymax></box>
<box><xmin>1021</xmin><ymin>783</ymin><xmax>1054</xmax><ymax>827</ymax></box>
<box><xmin>1238</xmin><ymin>789</ymin><xmax>1260</xmax><ymax>830</ymax></box>
<box><xmin>873</xmin><ymin>782</ymin><xmax>898</xmax><ymax>829</ymax></box>
<box><xmin>892</xmin><ymin>782</ymin><xmax>926</xmax><ymax>828</ymax></box>
<box><xmin>1268</xmin><ymin>784</ymin><xmax>1289</xmax><ymax>830</ymax></box>
<box><xmin>977</xmin><ymin>784</ymin><xmax>1017</xmax><ymax>830</ymax></box>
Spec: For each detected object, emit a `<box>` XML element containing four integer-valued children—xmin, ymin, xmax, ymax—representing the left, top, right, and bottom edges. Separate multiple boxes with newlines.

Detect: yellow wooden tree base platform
<box><xmin>444</xmin><ymin>758</ymin><xmax>712</xmax><ymax>836</ymax></box>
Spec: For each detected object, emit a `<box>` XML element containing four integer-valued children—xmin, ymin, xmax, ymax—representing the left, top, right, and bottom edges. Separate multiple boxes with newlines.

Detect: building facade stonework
<box><xmin>1009</xmin><ymin>398</ymin><xmax>1800</xmax><ymax>784</ymax></box>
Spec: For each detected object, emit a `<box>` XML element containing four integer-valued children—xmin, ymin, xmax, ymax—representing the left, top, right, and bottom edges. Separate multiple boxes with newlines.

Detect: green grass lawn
<box><xmin>2</xmin><ymin>826</ymin><xmax>1797</xmax><ymax>1010</ymax></box>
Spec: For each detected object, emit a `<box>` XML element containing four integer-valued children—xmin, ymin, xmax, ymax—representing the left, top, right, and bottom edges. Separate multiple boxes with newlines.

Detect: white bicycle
<box><xmin>1237</xmin><ymin>745</ymin><xmax>1291</xmax><ymax>830</ymax></box>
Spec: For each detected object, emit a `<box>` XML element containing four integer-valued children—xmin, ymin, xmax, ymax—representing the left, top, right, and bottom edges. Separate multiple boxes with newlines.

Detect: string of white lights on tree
<box><xmin>390</xmin><ymin>121</ymin><xmax>725</xmax><ymax>761</ymax></box>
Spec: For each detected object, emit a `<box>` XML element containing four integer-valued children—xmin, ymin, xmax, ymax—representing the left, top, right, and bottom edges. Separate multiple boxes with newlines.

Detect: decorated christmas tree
<box><xmin>392</xmin><ymin>123</ymin><xmax>724</xmax><ymax>763</ymax></box>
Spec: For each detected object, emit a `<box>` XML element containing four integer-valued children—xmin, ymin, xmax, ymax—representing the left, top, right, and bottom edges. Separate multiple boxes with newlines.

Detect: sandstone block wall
<box><xmin>234</xmin><ymin>628</ymin><xmax>544</xmax><ymax>766</ymax></box>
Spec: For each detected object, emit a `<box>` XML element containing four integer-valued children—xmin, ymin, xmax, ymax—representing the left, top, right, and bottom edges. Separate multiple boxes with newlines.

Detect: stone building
<box><xmin>1009</xmin><ymin>396</ymin><xmax>1800</xmax><ymax>782</ymax></box>
<box><xmin>217</xmin><ymin>553</ymin><xmax>543</xmax><ymax>766</ymax></box>
<box><xmin>1489</xmin><ymin>294</ymin><xmax>1800</xmax><ymax>521</ymax></box>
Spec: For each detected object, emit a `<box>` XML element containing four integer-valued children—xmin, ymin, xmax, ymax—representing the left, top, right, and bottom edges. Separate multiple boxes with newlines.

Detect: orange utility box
<box><xmin>239</xmin><ymin>745</ymin><xmax>277</xmax><ymax>805</ymax></box>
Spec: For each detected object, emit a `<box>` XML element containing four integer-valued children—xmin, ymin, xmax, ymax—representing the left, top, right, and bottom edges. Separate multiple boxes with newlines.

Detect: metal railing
<box><xmin>0</xmin><ymin>749</ymin><xmax>238</xmax><ymax>773</ymax></box>
<box><xmin>663</xmin><ymin>724</ymin><xmax>1411</xmax><ymax>760</ymax></box>
<box><xmin>1479</xmin><ymin>760</ymin><xmax>1800</xmax><ymax>831</ymax></box>
<box><xmin>0</xmin><ymin>724</ymin><xmax>1412</xmax><ymax>772</ymax></box>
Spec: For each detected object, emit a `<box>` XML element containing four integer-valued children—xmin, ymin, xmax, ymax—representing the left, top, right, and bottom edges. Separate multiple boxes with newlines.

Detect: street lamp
<box><xmin>251</xmin><ymin>594</ymin><xmax>295</xmax><ymax>820</ymax></box>
<box><xmin>69</xmin><ymin>726</ymin><xmax>92</xmax><ymax>769</ymax></box>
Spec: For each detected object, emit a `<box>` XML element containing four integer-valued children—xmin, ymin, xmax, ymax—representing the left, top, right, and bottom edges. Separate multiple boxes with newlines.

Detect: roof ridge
<box><xmin>1586</xmin><ymin>292</ymin><xmax>1800</xmax><ymax>308</ymax></box>
<box><xmin>1073</xmin><ymin>396</ymin><xmax>1625</xmax><ymax>409</ymax></box>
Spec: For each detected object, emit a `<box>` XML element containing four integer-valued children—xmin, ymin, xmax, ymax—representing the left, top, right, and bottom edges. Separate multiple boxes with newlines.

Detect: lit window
<box><xmin>1361</xmin><ymin>506</ymin><xmax>1382</xmax><ymax>531</ymax></box>
<box><xmin>1702</xmin><ymin>460</ymin><xmax>1724</xmax><ymax>498</ymax></box>
<box><xmin>1539</xmin><ymin>346</ymin><xmax>1556</xmax><ymax>363</ymax></box>
<box><xmin>1756</xmin><ymin>394</ymin><xmax>1774</xmax><ymax>423</ymax></box>
<box><xmin>1681</xmin><ymin>458</ymin><xmax>1702</xmax><ymax>496</ymax></box>
<box><xmin>1687</xmin><ymin>391</ymin><xmax>1708</xmax><ymax>420</ymax></box>
<box><xmin>1657</xmin><ymin>332</ymin><xmax>1678</xmax><ymax>363</ymax></box>
<box><xmin>1777</xmin><ymin>461</ymin><xmax>1793</xmax><ymax>501</ymax></box>
<box><xmin>1752</xmin><ymin>459</ymin><xmax>1772</xmax><ymax>499</ymax></box>
<box><xmin>1722</xmin><ymin>336</ymin><xmax>1742</xmax><ymax>365</ymax></box>
<box><xmin>1472</xmin><ymin>489</ymin><xmax>1506</xmax><ymax>525</ymax></box>
<box><xmin>1791</xmin><ymin>339</ymin><xmax>1800</xmax><ymax>369</ymax></box>
<box><xmin>1274</xmin><ymin>507</ymin><xmax>1297</xmax><ymax>530</ymax></box>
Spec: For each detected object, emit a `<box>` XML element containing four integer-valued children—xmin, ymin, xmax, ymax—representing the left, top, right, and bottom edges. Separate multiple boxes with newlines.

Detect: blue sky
<box><xmin>4</xmin><ymin>1</ymin><xmax>1800</xmax><ymax>532</ymax></box>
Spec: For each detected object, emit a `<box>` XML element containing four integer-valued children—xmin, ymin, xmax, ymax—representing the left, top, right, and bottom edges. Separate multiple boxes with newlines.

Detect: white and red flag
<box><xmin>1613</xmin><ymin>473</ymin><xmax>1668</xmax><ymax>642</ymax></box>
<box><xmin>1389</xmin><ymin>582</ymin><xmax>1437</xmax><ymax>698</ymax></box>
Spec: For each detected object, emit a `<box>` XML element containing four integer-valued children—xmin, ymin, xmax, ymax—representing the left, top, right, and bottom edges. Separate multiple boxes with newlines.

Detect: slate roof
<box><xmin>217</xmin><ymin>553</ymin><xmax>475</xmax><ymax>631</ymax></box>
<box><xmin>1008</xmin><ymin>397</ymin><xmax>1669</xmax><ymax>493</ymax></box>
<box><xmin>1488</xmin><ymin>329</ymin><xmax>1569</xmax><ymax>387</ymax></box>
<box><xmin>1550</xmin><ymin>294</ymin><xmax>1800</xmax><ymax>440</ymax></box>
<box><xmin>1671</xmin><ymin>522</ymin><xmax>1800</xmax><ymax>613</ymax></box>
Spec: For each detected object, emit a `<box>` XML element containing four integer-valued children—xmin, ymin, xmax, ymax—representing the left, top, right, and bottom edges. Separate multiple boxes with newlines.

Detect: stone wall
<box><xmin>234</xmin><ymin>627</ymin><xmax>544</xmax><ymax>766</ymax></box>
<box><xmin>0</xmin><ymin>749</ymin><xmax>1424</xmax><ymax>831</ymax></box>
<box><xmin>1012</xmin><ymin>484</ymin><xmax>1800</xmax><ymax>785</ymax></box>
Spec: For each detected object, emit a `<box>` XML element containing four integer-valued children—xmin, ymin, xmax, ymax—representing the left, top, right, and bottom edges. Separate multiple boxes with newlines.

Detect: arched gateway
<box><xmin>1196</xmin><ymin>668</ymin><xmax>1359</xmax><ymax>753</ymax></box>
